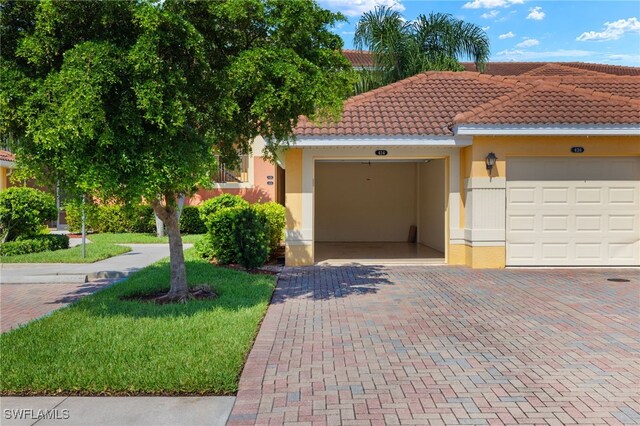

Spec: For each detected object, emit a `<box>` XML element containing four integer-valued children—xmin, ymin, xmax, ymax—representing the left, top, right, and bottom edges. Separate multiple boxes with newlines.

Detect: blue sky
<box><xmin>318</xmin><ymin>0</ymin><xmax>640</xmax><ymax>66</ymax></box>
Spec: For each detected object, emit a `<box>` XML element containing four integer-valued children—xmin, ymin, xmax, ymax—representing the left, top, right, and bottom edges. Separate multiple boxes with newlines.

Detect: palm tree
<box><xmin>353</xmin><ymin>6</ymin><xmax>490</xmax><ymax>93</ymax></box>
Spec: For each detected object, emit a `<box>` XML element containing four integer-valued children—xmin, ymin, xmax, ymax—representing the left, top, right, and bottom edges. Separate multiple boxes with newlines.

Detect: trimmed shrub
<box><xmin>1</xmin><ymin>234</ymin><xmax>69</xmax><ymax>256</ymax></box>
<box><xmin>125</xmin><ymin>204</ymin><xmax>155</xmax><ymax>233</ymax></box>
<box><xmin>95</xmin><ymin>205</ymin><xmax>127</xmax><ymax>233</ymax></box>
<box><xmin>65</xmin><ymin>201</ymin><xmax>155</xmax><ymax>234</ymax></box>
<box><xmin>64</xmin><ymin>199</ymin><xmax>100</xmax><ymax>233</ymax></box>
<box><xmin>180</xmin><ymin>206</ymin><xmax>206</xmax><ymax>234</ymax></box>
<box><xmin>0</xmin><ymin>187</ymin><xmax>57</xmax><ymax>242</ymax></box>
<box><xmin>256</xmin><ymin>202</ymin><xmax>286</xmax><ymax>255</ymax></box>
<box><xmin>200</xmin><ymin>194</ymin><xmax>248</xmax><ymax>225</ymax></box>
<box><xmin>208</xmin><ymin>205</ymin><xmax>269</xmax><ymax>269</ymax></box>
<box><xmin>194</xmin><ymin>233</ymin><xmax>216</xmax><ymax>260</ymax></box>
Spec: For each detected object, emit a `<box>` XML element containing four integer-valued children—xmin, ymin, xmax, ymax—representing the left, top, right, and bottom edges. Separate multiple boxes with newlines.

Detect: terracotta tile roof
<box><xmin>462</xmin><ymin>62</ymin><xmax>546</xmax><ymax>76</ymax></box>
<box><xmin>454</xmin><ymin>79</ymin><xmax>640</xmax><ymax>126</ymax></box>
<box><xmin>0</xmin><ymin>150</ymin><xmax>15</xmax><ymax>162</ymax></box>
<box><xmin>568</xmin><ymin>78</ymin><xmax>640</xmax><ymax>100</ymax></box>
<box><xmin>521</xmin><ymin>63</ymin><xmax>610</xmax><ymax>78</ymax></box>
<box><xmin>343</xmin><ymin>50</ymin><xmax>374</xmax><ymax>68</ymax></box>
<box><xmin>562</xmin><ymin>62</ymin><xmax>640</xmax><ymax>76</ymax></box>
<box><xmin>295</xmin><ymin>72</ymin><xmax>522</xmax><ymax>136</ymax></box>
<box><xmin>463</xmin><ymin>61</ymin><xmax>640</xmax><ymax>77</ymax></box>
<box><xmin>295</xmin><ymin>70</ymin><xmax>640</xmax><ymax>137</ymax></box>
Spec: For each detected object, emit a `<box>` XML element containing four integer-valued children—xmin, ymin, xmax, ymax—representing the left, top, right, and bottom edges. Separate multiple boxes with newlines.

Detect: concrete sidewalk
<box><xmin>0</xmin><ymin>244</ymin><xmax>191</xmax><ymax>283</ymax></box>
<box><xmin>0</xmin><ymin>396</ymin><xmax>235</xmax><ymax>426</ymax></box>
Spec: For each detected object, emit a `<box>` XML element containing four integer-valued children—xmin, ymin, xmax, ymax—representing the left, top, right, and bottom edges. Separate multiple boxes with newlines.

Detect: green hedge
<box><xmin>179</xmin><ymin>206</ymin><xmax>206</xmax><ymax>234</ymax></box>
<box><xmin>65</xmin><ymin>202</ymin><xmax>155</xmax><ymax>234</ymax></box>
<box><xmin>208</xmin><ymin>206</ymin><xmax>269</xmax><ymax>270</ymax></box>
<box><xmin>256</xmin><ymin>202</ymin><xmax>286</xmax><ymax>255</ymax></box>
<box><xmin>199</xmin><ymin>194</ymin><xmax>248</xmax><ymax>224</ymax></box>
<box><xmin>195</xmin><ymin>196</ymin><xmax>285</xmax><ymax>269</ymax></box>
<box><xmin>0</xmin><ymin>234</ymin><xmax>69</xmax><ymax>256</ymax></box>
<box><xmin>0</xmin><ymin>187</ymin><xmax>57</xmax><ymax>242</ymax></box>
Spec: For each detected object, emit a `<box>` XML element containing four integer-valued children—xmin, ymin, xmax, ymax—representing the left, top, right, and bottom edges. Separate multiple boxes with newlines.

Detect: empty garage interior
<box><xmin>314</xmin><ymin>159</ymin><xmax>445</xmax><ymax>263</ymax></box>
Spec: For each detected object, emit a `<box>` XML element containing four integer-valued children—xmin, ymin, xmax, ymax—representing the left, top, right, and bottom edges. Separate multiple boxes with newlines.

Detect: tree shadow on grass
<box><xmin>271</xmin><ymin>264</ymin><xmax>395</xmax><ymax>304</ymax></box>
<box><xmin>67</xmin><ymin>259</ymin><xmax>276</xmax><ymax>320</ymax></box>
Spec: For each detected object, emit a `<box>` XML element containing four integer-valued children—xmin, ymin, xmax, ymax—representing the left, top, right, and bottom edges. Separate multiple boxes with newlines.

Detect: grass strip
<box><xmin>0</xmin><ymin>249</ymin><xmax>275</xmax><ymax>395</ymax></box>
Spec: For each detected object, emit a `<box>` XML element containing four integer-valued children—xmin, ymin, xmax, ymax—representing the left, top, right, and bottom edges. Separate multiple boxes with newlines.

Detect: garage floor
<box><xmin>315</xmin><ymin>242</ymin><xmax>444</xmax><ymax>264</ymax></box>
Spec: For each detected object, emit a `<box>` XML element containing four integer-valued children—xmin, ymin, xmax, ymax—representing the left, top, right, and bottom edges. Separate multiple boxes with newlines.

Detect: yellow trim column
<box><xmin>284</xmin><ymin>149</ymin><xmax>313</xmax><ymax>266</ymax></box>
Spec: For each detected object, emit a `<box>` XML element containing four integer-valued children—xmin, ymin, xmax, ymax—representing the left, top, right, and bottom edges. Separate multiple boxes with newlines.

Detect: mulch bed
<box><xmin>120</xmin><ymin>285</ymin><xmax>217</xmax><ymax>304</ymax></box>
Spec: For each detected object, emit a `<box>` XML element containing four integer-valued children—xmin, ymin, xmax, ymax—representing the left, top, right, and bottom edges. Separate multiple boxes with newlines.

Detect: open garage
<box><xmin>314</xmin><ymin>159</ymin><xmax>446</xmax><ymax>264</ymax></box>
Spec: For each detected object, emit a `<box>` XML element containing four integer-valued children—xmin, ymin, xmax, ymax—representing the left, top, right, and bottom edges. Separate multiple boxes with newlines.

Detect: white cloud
<box><xmin>516</xmin><ymin>38</ymin><xmax>539</xmax><ymax>48</ymax></box>
<box><xmin>494</xmin><ymin>48</ymin><xmax>594</xmax><ymax>61</ymax></box>
<box><xmin>606</xmin><ymin>53</ymin><xmax>640</xmax><ymax>65</ymax></box>
<box><xmin>499</xmin><ymin>31</ymin><xmax>515</xmax><ymax>39</ymax></box>
<box><xmin>526</xmin><ymin>6</ymin><xmax>545</xmax><ymax>20</ymax></box>
<box><xmin>482</xmin><ymin>26</ymin><xmax>491</xmax><ymax>31</ymax></box>
<box><xmin>481</xmin><ymin>10</ymin><xmax>499</xmax><ymax>19</ymax></box>
<box><xmin>318</xmin><ymin>0</ymin><xmax>405</xmax><ymax>17</ymax></box>
<box><xmin>463</xmin><ymin>0</ymin><xmax>523</xmax><ymax>9</ymax></box>
<box><xmin>576</xmin><ymin>17</ymin><xmax>640</xmax><ymax>41</ymax></box>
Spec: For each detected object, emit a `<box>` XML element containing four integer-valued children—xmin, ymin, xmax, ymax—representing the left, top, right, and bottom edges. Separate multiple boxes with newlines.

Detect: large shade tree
<box><xmin>0</xmin><ymin>0</ymin><xmax>355</xmax><ymax>300</ymax></box>
<box><xmin>353</xmin><ymin>6</ymin><xmax>490</xmax><ymax>93</ymax></box>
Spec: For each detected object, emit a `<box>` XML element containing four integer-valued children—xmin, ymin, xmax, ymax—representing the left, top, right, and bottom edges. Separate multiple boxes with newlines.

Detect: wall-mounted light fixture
<box><xmin>485</xmin><ymin>152</ymin><xmax>498</xmax><ymax>174</ymax></box>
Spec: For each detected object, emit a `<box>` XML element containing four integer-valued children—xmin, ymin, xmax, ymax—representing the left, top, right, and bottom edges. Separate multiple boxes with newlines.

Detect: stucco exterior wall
<box><xmin>188</xmin><ymin>156</ymin><xmax>277</xmax><ymax>205</ymax></box>
<box><xmin>418</xmin><ymin>160</ymin><xmax>445</xmax><ymax>253</ymax></box>
<box><xmin>450</xmin><ymin>135</ymin><xmax>640</xmax><ymax>268</ymax></box>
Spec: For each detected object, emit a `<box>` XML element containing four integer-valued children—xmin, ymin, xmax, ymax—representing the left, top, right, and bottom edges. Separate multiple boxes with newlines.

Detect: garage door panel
<box><xmin>508</xmin><ymin>187</ymin><xmax>536</xmax><ymax>204</ymax></box>
<box><xmin>609</xmin><ymin>215</ymin><xmax>636</xmax><ymax>232</ymax></box>
<box><xmin>575</xmin><ymin>215</ymin><xmax>601</xmax><ymax>232</ymax></box>
<box><xmin>507</xmin><ymin>157</ymin><xmax>639</xmax><ymax>266</ymax></box>
<box><xmin>575</xmin><ymin>187</ymin><xmax>603</xmax><ymax>204</ymax></box>
<box><xmin>542</xmin><ymin>215</ymin><xmax>569</xmax><ymax>232</ymax></box>
<box><xmin>575</xmin><ymin>243</ymin><xmax>601</xmax><ymax>260</ymax></box>
<box><xmin>608</xmin><ymin>187</ymin><xmax>636</xmax><ymax>204</ymax></box>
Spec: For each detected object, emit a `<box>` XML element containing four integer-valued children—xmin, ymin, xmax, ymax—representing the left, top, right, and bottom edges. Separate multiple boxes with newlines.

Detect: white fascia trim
<box><xmin>454</xmin><ymin>124</ymin><xmax>640</xmax><ymax>136</ymax></box>
<box><xmin>293</xmin><ymin>135</ymin><xmax>471</xmax><ymax>148</ymax></box>
<box><xmin>0</xmin><ymin>160</ymin><xmax>15</xmax><ymax>168</ymax></box>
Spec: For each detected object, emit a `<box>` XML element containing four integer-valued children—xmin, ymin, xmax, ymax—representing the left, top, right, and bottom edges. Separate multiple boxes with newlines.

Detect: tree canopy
<box><xmin>1</xmin><ymin>0</ymin><xmax>355</xmax><ymax>299</ymax></box>
<box><xmin>353</xmin><ymin>6</ymin><xmax>490</xmax><ymax>93</ymax></box>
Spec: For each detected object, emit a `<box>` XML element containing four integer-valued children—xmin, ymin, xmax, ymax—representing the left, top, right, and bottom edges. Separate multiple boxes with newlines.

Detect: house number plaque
<box><xmin>571</xmin><ymin>147</ymin><xmax>585</xmax><ymax>153</ymax></box>
<box><xmin>375</xmin><ymin>150</ymin><xmax>388</xmax><ymax>156</ymax></box>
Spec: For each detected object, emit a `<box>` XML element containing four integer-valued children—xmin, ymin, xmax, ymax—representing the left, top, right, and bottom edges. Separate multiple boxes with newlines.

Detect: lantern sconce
<box><xmin>485</xmin><ymin>152</ymin><xmax>497</xmax><ymax>175</ymax></box>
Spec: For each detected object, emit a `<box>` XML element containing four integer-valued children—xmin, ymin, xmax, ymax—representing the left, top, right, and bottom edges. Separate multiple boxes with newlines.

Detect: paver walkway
<box><xmin>229</xmin><ymin>266</ymin><xmax>640</xmax><ymax>425</ymax></box>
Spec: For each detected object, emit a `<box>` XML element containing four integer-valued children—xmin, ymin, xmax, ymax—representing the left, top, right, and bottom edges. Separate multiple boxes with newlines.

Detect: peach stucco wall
<box><xmin>188</xmin><ymin>156</ymin><xmax>277</xmax><ymax>205</ymax></box>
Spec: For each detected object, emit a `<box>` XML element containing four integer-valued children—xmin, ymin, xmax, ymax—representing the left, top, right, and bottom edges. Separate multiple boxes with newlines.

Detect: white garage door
<box><xmin>506</xmin><ymin>157</ymin><xmax>640</xmax><ymax>266</ymax></box>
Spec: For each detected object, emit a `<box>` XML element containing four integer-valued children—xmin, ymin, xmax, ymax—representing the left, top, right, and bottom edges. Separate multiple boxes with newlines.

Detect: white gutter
<box><xmin>453</xmin><ymin>124</ymin><xmax>640</xmax><ymax>136</ymax></box>
<box><xmin>292</xmin><ymin>135</ymin><xmax>472</xmax><ymax>147</ymax></box>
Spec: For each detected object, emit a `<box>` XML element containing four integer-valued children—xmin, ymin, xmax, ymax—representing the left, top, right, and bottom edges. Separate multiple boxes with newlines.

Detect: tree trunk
<box><xmin>152</xmin><ymin>199</ymin><xmax>188</xmax><ymax>301</ymax></box>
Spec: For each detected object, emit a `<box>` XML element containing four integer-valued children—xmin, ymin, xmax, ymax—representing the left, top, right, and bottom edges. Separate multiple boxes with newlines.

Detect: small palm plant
<box><xmin>353</xmin><ymin>6</ymin><xmax>490</xmax><ymax>93</ymax></box>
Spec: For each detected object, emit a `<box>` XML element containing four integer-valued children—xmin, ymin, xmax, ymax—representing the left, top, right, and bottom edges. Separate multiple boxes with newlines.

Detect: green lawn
<box><xmin>0</xmin><ymin>249</ymin><xmax>275</xmax><ymax>395</ymax></box>
<box><xmin>0</xmin><ymin>242</ymin><xmax>131</xmax><ymax>263</ymax></box>
<box><xmin>87</xmin><ymin>233</ymin><xmax>203</xmax><ymax>245</ymax></box>
<box><xmin>1</xmin><ymin>233</ymin><xmax>203</xmax><ymax>263</ymax></box>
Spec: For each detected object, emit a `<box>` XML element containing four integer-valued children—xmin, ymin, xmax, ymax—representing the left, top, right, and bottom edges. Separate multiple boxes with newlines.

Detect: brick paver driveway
<box><xmin>230</xmin><ymin>266</ymin><xmax>640</xmax><ymax>425</ymax></box>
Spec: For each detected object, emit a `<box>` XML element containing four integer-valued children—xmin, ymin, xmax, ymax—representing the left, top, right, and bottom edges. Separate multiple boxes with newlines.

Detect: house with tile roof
<box><xmin>0</xmin><ymin>150</ymin><xmax>15</xmax><ymax>191</ymax></box>
<box><xmin>283</xmin><ymin>65</ymin><xmax>640</xmax><ymax>268</ymax></box>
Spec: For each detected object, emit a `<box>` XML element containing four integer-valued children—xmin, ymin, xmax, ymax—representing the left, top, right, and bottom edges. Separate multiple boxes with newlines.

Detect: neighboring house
<box><xmin>283</xmin><ymin>63</ymin><xmax>640</xmax><ymax>268</ymax></box>
<box><xmin>187</xmin><ymin>136</ymin><xmax>285</xmax><ymax>207</ymax></box>
<box><xmin>0</xmin><ymin>150</ymin><xmax>15</xmax><ymax>191</ymax></box>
